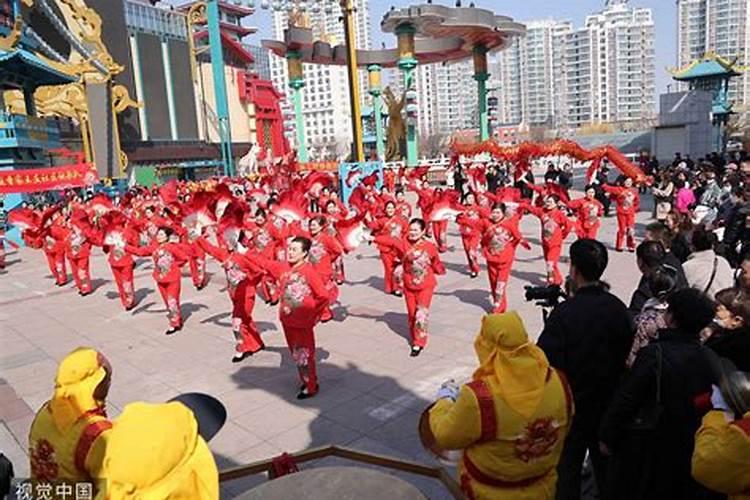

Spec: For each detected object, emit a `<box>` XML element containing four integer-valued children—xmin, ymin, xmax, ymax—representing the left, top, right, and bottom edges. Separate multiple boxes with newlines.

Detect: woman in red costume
<box><xmin>55</xmin><ymin>209</ymin><xmax>97</xmax><ymax>296</ymax></box>
<box><xmin>126</xmin><ymin>227</ymin><xmax>189</xmax><ymax>335</ymax></box>
<box><xmin>255</xmin><ymin>236</ymin><xmax>330</xmax><ymax>399</ymax></box>
<box><xmin>522</xmin><ymin>195</ymin><xmax>573</xmax><ymax>286</ymax></box>
<box><xmin>198</xmin><ymin>225</ymin><xmax>266</xmax><ymax>362</ymax></box>
<box><xmin>479</xmin><ymin>203</ymin><xmax>530</xmax><ymax>313</ymax></box>
<box><xmin>307</xmin><ymin>215</ymin><xmax>344</xmax><ymax>323</ymax></box>
<box><xmin>565</xmin><ymin>184</ymin><xmax>605</xmax><ymax>240</ymax></box>
<box><xmin>455</xmin><ymin>192</ymin><xmax>487</xmax><ymax>278</ymax></box>
<box><xmin>41</xmin><ymin>211</ymin><xmax>68</xmax><ymax>286</ymax></box>
<box><xmin>322</xmin><ymin>200</ymin><xmax>347</xmax><ymax>284</ymax></box>
<box><xmin>366</xmin><ymin>200</ymin><xmax>409</xmax><ymax>296</ymax></box>
<box><xmin>603</xmin><ymin>176</ymin><xmax>639</xmax><ymax>252</ymax></box>
<box><xmin>375</xmin><ymin>218</ymin><xmax>445</xmax><ymax>357</ymax></box>
<box><xmin>245</xmin><ymin>208</ymin><xmax>282</xmax><ymax>304</ymax></box>
<box><xmin>98</xmin><ymin>222</ymin><xmax>138</xmax><ymax>310</ymax></box>
<box><xmin>185</xmin><ymin>228</ymin><xmax>207</xmax><ymax>290</ymax></box>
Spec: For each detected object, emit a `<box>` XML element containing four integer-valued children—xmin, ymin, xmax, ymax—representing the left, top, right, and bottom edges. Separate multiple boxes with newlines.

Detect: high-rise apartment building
<box><xmin>245</xmin><ymin>44</ymin><xmax>272</xmax><ymax>80</ymax></box>
<box><xmin>269</xmin><ymin>3</ymin><xmax>371</xmax><ymax>154</ymax></box>
<box><xmin>495</xmin><ymin>0</ymin><xmax>654</xmax><ymax>130</ymax></box>
<box><xmin>676</xmin><ymin>0</ymin><xmax>750</xmax><ymax>108</ymax></box>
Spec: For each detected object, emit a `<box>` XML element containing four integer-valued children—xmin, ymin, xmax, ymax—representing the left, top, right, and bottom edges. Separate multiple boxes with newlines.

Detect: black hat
<box><xmin>169</xmin><ymin>393</ymin><xmax>227</xmax><ymax>442</ymax></box>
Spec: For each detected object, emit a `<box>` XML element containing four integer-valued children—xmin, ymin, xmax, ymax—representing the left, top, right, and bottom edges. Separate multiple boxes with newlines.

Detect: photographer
<box><xmin>537</xmin><ymin>239</ymin><xmax>635</xmax><ymax>500</ymax></box>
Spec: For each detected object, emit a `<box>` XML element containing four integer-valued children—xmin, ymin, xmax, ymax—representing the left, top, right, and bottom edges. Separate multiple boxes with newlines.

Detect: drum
<box><xmin>235</xmin><ymin>466</ymin><xmax>426</xmax><ymax>500</ymax></box>
<box><xmin>418</xmin><ymin>403</ymin><xmax>462</xmax><ymax>467</ymax></box>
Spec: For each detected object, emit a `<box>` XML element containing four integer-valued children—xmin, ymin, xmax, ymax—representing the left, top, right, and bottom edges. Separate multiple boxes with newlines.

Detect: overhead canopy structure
<box><xmin>0</xmin><ymin>48</ymin><xmax>76</xmax><ymax>89</ymax></box>
<box><xmin>671</xmin><ymin>54</ymin><xmax>743</xmax><ymax>81</ymax></box>
<box><xmin>262</xmin><ymin>4</ymin><xmax>525</xmax><ymax>68</ymax></box>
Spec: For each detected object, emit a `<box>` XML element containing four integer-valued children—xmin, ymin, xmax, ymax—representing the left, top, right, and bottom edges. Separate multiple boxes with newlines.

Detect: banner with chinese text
<box><xmin>0</xmin><ymin>163</ymin><xmax>98</xmax><ymax>194</ymax></box>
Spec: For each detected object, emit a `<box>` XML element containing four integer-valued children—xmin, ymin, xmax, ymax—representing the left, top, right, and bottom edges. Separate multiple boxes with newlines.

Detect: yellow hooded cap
<box><xmin>49</xmin><ymin>348</ymin><xmax>109</xmax><ymax>433</ymax></box>
<box><xmin>97</xmin><ymin>401</ymin><xmax>219</xmax><ymax>500</ymax></box>
<box><xmin>473</xmin><ymin>312</ymin><xmax>550</xmax><ymax>418</ymax></box>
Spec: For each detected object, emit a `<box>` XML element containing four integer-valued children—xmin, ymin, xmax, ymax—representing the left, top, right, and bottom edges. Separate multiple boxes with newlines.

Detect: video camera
<box><xmin>524</xmin><ymin>284</ymin><xmax>566</xmax><ymax>308</ymax></box>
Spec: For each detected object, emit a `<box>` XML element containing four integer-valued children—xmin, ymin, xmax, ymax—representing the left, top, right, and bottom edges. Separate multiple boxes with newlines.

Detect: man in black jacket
<box><xmin>599</xmin><ymin>289</ymin><xmax>717</xmax><ymax>500</ymax></box>
<box><xmin>538</xmin><ymin>239</ymin><xmax>635</xmax><ymax>500</ymax></box>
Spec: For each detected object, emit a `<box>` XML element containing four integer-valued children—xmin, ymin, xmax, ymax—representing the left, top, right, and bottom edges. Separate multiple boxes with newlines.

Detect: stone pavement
<box><xmin>0</xmin><ymin>194</ymin><xmax>649</xmax><ymax>498</ymax></box>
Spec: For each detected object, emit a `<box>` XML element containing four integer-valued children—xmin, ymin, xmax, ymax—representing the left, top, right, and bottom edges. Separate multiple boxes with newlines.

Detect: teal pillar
<box><xmin>290</xmin><ymin>79</ymin><xmax>308</xmax><ymax>162</ymax></box>
<box><xmin>367</xmin><ymin>64</ymin><xmax>385</xmax><ymax>161</ymax></box>
<box><xmin>396</xmin><ymin>24</ymin><xmax>418</xmax><ymax>167</ymax></box>
<box><xmin>473</xmin><ymin>45</ymin><xmax>490</xmax><ymax>142</ymax></box>
<box><xmin>206</xmin><ymin>0</ymin><xmax>234</xmax><ymax>176</ymax></box>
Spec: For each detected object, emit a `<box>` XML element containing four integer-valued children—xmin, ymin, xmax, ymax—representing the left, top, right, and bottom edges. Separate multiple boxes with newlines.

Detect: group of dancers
<box><xmin>5</xmin><ymin>158</ymin><xmax>642</xmax><ymax>399</ymax></box>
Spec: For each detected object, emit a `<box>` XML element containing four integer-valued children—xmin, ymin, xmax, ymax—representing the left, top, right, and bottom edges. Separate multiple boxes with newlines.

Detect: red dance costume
<box><xmin>257</xmin><ymin>259</ymin><xmax>330</xmax><ymax>395</ymax></box>
<box><xmin>522</xmin><ymin>204</ymin><xmax>573</xmax><ymax>285</ymax></box>
<box><xmin>54</xmin><ymin>220</ymin><xmax>97</xmax><ymax>295</ymax></box>
<box><xmin>99</xmin><ymin>230</ymin><xmax>138</xmax><ymax>310</ymax></box>
<box><xmin>456</xmin><ymin>204</ymin><xmax>488</xmax><ymax>275</ymax></box>
<box><xmin>374</xmin><ymin>236</ymin><xmax>445</xmax><ymax>349</ymax></box>
<box><xmin>127</xmin><ymin>242</ymin><xmax>189</xmax><ymax>329</ymax></box>
<box><xmin>198</xmin><ymin>237</ymin><xmax>265</xmax><ymax>355</ymax></box>
<box><xmin>566</xmin><ymin>197</ymin><xmax>604</xmax><ymax>240</ymax></box>
<box><xmin>603</xmin><ymin>184</ymin><xmax>639</xmax><ymax>251</ymax></box>
<box><xmin>42</xmin><ymin>221</ymin><xmax>68</xmax><ymax>286</ymax></box>
<box><xmin>367</xmin><ymin>214</ymin><xmax>409</xmax><ymax>294</ymax></box>
<box><xmin>307</xmin><ymin>231</ymin><xmax>344</xmax><ymax>322</ymax></box>
<box><xmin>245</xmin><ymin>219</ymin><xmax>282</xmax><ymax>303</ymax></box>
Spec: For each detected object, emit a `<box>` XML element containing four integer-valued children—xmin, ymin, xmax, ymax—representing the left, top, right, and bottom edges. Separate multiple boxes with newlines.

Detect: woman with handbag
<box><xmin>599</xmin><ymin>289</ymin><xmax>718</xmax><ymax>500</ymax></box>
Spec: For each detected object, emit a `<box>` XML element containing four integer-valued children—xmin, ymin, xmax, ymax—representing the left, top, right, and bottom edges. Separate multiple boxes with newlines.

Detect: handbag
<box><xmin>628</xmin><ymin>344</ymin><xmax>664</xmax><ymax>431</ymax></box>
<box><xmin>702</xmin><ymin>256</ymin><xmax>718</xmax><ymax>295</ymax></box>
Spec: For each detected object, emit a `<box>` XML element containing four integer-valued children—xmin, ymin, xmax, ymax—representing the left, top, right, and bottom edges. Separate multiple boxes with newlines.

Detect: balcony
<box><xmin>0</xmin><ymin>112</ymin><xmax>62</xmax><ymax>150</ymax></box>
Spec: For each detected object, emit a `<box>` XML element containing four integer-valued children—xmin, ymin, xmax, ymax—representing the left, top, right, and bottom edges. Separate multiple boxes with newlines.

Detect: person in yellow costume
<box><xmin>692</xmin><ymin>369</ymin><xmax>750</xmax><ymax>500</ymax></box>
<box><xmin>28</xmin><ymin>347</ymin><xmax>112</xmax><ymax>484</ymax></box>
<box><xmin>96</xmin><ymin>400</ymin><xmax>219</xmax><ymax>499</ymax></box>
<box><xmin>428</xmin><ymin>311</ymin><xmax>574</xmax><ymax>500</ymax></box>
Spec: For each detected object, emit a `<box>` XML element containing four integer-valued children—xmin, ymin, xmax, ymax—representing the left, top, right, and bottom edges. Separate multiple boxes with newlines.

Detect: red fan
<box><xmin>335</xmin><ymin>217</ymin><xmax>369</xmax><ymax>252</ymax></box>
<box><xmin>345</xmin><ymin>168</ymin><xmax>362</xmax><ymax>188</ymax></box>
<box><xmin>8</xmin><ymin>208</ymin><xmax>40</xmax><ymax>231</ymax></box>
<box><xmin>89</xmin><ymin>194</ymin><xmax>113</xmax><ymax>214</ymax></box>
<box><xmin>347</xmin><ymin>186</ymin><xmax>368</xmax><ymax>215</ymax></box>
<box><xmin>158</xmin><ymin>179</ymin><xmax>179</xmax><ymax>205</ymax></box>
<box><xmin>406</xmin><ymin>165</ymin><xmax>430</xmax><ymax>181</ymax></box>
<box><xmin>270</xmin><ymin>190</ymin><xmax>306</xmax><ymax>222</ymax></box>
<box><xmin>360</xmin><ymin>172</ymin><xmax>379</xmax><ymax>188</ymax></box>
<box><xmin>429</xmin><ymin>191</ymin><xmax>463</xmax><ymax>222</ymax></box>
<box><xmin>304</xmin><ymin>172</ymin><xmax>334</xmax><ymax>197</ymax></box>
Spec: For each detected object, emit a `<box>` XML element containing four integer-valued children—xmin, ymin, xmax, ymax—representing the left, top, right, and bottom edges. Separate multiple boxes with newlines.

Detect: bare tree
<box><xmin>419</xmin><ymin>132</ymin><xmax>448</xmax><ymax>158</ymax></box>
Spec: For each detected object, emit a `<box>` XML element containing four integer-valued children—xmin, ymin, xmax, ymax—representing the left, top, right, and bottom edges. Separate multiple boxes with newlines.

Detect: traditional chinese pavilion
<box><xmin>671</xmin><ymin>53</ymin><xmax>744</xmax><ymax>152</ymax></box>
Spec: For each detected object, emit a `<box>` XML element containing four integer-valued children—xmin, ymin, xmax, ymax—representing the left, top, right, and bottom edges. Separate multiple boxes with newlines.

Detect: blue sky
<box><xmin>222</xmin><ymin>0</ymin><xmax>677</xmax><ymax>92</ymax></box>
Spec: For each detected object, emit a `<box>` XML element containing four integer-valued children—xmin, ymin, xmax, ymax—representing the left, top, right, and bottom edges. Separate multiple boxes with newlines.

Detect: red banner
<box><xmin>0</xmin><ymin>163</ymin><xmax>99</xmax><ymax>194</ymax></box>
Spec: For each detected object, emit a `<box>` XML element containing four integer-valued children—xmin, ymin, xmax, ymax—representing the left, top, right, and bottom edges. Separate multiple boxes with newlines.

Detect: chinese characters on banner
<box><xmin>10</xmin><ymin>479</ymin><xmax>93</xmax><ymax>500</ymax></box>
<box><xmin>0</xmin><ymin>164</ymin><xmax>98</xmax><ymax>194</ymax></box>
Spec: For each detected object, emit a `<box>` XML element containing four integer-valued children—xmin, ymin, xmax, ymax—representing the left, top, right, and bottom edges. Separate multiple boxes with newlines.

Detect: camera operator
<box><xmin>537</xmin><ymin>239</ymin><xmax>635</xmax><ymax>500</ymax></box>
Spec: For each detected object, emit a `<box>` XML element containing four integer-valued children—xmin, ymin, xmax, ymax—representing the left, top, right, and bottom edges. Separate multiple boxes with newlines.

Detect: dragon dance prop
<box><xmin>451</xmin><ymin>139</ymin><xmax>646</xmax><ymax>183</ymax></box>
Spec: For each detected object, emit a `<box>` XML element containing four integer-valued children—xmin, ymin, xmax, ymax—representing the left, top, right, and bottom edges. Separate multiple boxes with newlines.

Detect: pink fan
<box><xmin>8</xmin><ymin>208</ymin><xmax>39</xmax><ymax>231</ymax></box>
<box><xmin>89</xmin><ymin>194</ymin><xmax>113</xmax><ymax>214</ymax></box>
<box><xmin>336</xmin><ymin>218</ymin><xmax>369</xmax><ymax>252</ymax></box>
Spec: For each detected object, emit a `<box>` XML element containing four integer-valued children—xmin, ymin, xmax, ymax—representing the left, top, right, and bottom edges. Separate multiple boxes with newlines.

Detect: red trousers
<box><xmin>431</xmin><ymin>221</ymin><xmax>448</xmax><ymax>252</ymax></box>
<box><xmin>616</xmin><ymin>212</ymin><xmax>636</xmax><ymax>250</ymax></box>
<box><xmin>319</xmin><ymin>278</ymin><xmax>338</xmax><ymax>322</ymax></box>
<box><xmin>282</xmin><ymin>324</ymin><xmax>318</xmax><ymax>393</ymax></box>
<box><xmin>404</xmin><ymin>286</ymin><xmax>434</xmax><ymax>348</ymax></box>
<box><xmin>576</xmin><ymin>222</ymin><xmax>600</xmax><ymax>240</ymax></box>
<box><xmin>157</xmin><ymin>279</ymin><xmax>182</xmax><ymax>328</ymax></box>
<box><xmin>45</xmin><ymin>251</ymin><xmax>67</xmax><ymax>285</ymax></box>
<box><xmin>232</xmin><ymin>280</ymin><xmax>264</xmax><ymax>353</ymax></box>
<box><xmin>487</xmin><ymin>260</ymin><xmax>513</xmax><ymax>313</ymax></box>
<box><xmin>333</xmin><ymin>256</ymin><xmax>345</xmax><ymax>284</ymax></box>
<box><xmin>379</xmin><ymin>252</ymin><xmax>402</xmax><ymax>294</ymax></box>
<box><xmin>111</xmin><ymin>264</ymin><xmax>135</xmax><ymax>309</ymax></box>
<box><xmin>68</xmin><ymin>255</ymin><xmax>92</xmax><ymax>294</ymax></box>
<box><xmin>542</xmin><ymin>244</ymin><xmax>563</xmax><ymax>285</ymax></box>
<box><xmin>461</xmin><ymin>235</ymin><xmax>481</xmax><ymax>274</ymax></box>
<box><xmin>188</xmin><ymin>256</ymin><xmax>206</xmax><ymax>289</ymax></box>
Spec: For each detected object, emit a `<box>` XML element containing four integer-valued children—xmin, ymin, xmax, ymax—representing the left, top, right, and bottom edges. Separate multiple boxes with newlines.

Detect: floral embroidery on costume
<box><xmin>415</xmin><ymin>306</ymin><xmax>429</xmax><ymax>338</ymax></box>
<box><xmin>489</xmin><ymin>227</ymin><xmax>511</xmax><ymax>254</ymax></box>
<box><xmin>225</xmin><ymin>261</ymin><xmax>247</xmax><ymax>288</ymax></box>
<box><xmin>309</xmin><ymin>241</ymin><xmax>325</xmax><ymax>264</ymax></box>
<box><xmin>406</xmin><ymin>248</ymin><xmax>431</xmax><ymax>285</ymax></box>
<box><xmin>155</xmin><ymin>249</ymin><xmax>174</xmax><ymax>278</ymax></box>
<box><xmin>514</xmin><ymin>417</ymin><xmax>561</xmax><ymax>463</ymax></box>
<box><xmin>30</xmin><ymin>439</ymin><xmax>59</xmax><ymax>481</ymax></box>
<box><xmin>542</xmin><ymin>216</ymin><xmax>558</xmax><ymax>241</ymax></box>
<box><xmin>281</xmin><ymin>272</ymin><xmax>311</xmax><ymax>316</ymax></box>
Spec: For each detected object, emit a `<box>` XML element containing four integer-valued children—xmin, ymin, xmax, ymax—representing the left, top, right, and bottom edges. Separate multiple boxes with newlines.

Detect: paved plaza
<box><xmin>0</xmin><ymin>194</ymin><xmax>648</xmax><ymax>498</ymax></box>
